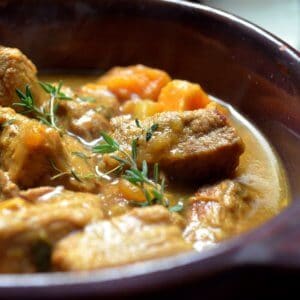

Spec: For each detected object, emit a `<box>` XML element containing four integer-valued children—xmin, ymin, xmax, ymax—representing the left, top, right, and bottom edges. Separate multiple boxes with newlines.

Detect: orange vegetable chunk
<box><xmin>98</xmin><ymin>65</ymin><xmax>171</xmax><ymax>101</ymax></box>
<box><xmin>158</xmin><ymin>80</ymin><xmax>210</xmax><ymax>111</ymax></box>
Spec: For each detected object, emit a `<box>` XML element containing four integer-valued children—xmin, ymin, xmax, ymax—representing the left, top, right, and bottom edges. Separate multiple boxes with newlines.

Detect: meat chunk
<box><xmin>52</xmin><ymin>206</ymin><xmax>191</xmax><ymax>271</ymax></box>
<box><xmin>0</xmin><ymin>187</ymin><xmax>104</xmax><ymax>273</ymax></box>
<box><xmin>57</xmin><ymin>84</ymin><xmax>120</xmax><ymax>142</ymax></box>
<box><xmin>0</xmin><ymin>46</ymin><xmax>119</xmax><ymax>142</ymax></box>
<box><xmin>0</xmin><ymin>107</ymin><xmax>65</xmax><ymax>188</ymax></box>
<box><xmin>97</xmin><ymin>65</ymin><xmax>171</xmax><ymax>101</ymax></box>
<box><xmin>183</xmin><ymin>180</ymin><xmax>252</xmax><ymax>250</ymax></box>
<box><xmin>0</xmin><ymin>107</ymin><xmax>101</xmax><ymax>192</ymax></box>
<box><xmin>0</xmin><ymin>46</ymin><xmax>45</xmax><ymax>108</ymax></box>
<box><xmin>0</xmin><ymin>170</ymin><xmax>19</xmax><ymax>200</ymax></box>
<box><xmin>109</xmin><ymin>109</ymin><xmax>244</xmax><ymax>182</ymax></box>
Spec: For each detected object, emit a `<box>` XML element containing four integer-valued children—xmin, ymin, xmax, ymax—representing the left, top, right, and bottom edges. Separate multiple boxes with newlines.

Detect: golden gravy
<box><xmin>41</xmin><ymin>74</ymin><xmax>290</xmax><ymax>240</ymax></box>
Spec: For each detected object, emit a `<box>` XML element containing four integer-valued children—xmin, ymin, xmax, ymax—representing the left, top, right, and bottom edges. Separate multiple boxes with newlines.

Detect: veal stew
<box><xmin>0</xmin><ymin>46</ymin><xmax>289</xmax><ymax>273</ymax></box>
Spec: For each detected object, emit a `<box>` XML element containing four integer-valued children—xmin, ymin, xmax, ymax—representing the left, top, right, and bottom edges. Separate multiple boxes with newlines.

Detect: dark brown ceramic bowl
<box><xmin>0</xmin><ymin>0</ymin><xmax>299</xmax><ymax>299</ymax></box>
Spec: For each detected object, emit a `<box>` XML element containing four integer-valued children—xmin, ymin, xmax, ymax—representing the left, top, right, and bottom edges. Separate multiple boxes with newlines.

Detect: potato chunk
<box><xmin>121</xmin><ymin>99</ymin><xmax>163</xmax><ymax>119</ymax></box>
<box><xmin>97</xmin><ymin>65</ymin><xmax>171</xmax><ymax>101</ymax></box>
<box><xmin>52</xmin><ymin>206</ymin><xmax>191</xmax><ymax>271</ymax></box>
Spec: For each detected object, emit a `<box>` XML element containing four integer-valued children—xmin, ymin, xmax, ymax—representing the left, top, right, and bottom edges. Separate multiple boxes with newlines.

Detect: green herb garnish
<box><xmin>49</xmin><ymin>159</ymin><xmax>83</xmax><ymax>183</ymax></box>
<box><xmin>169</xmin><ymin>203</ymin><xmax>184</xmax><ymax>212</ymax></box>
<box><xmin>92</xmin><ymin>131</ymin><xmax>120</xmax><ymax>154</ymax></box>
<box><xmin>78</xmin><ymin>96</ymin><xmax>96</xmax><ymax>103</ymax></box>
<box><xmin>14</xmin><ymin>85</ymin><xmax>52</xmax><ymax>126</ymax></box>
<box><xmin>0</xmin><ymin>118</ymin><xmax>16</xmax><ymax>129</ymax></box>
<box><xmin>145</xmin><ymin>123</ymin><xmax>159</xmax><ymax>142</ymax></box>
<box><xmin>135</xmin><ymin>119</ymin><xmax>142</xmax><ymax>128</ymax></box>
<box><xmin>39</xmin><ymin>81</ymin><xmax>72</xmax><ymax>101</ymax></box>
<box><xmin>92</xmin><ymin>131</ymin><xmax>182</xmax><ymax>212</ymax></box>
<box><xmin>71</xmin><ymin>151</ymin><xmax>91</xmax><ymax>161</ymax></box>
<box><xmin>31</xmin><ymin>239</ymin><xmax>52</xmax><ymax>272</ymax></box>
<box><xmin>134</xmin><ymin>119</ymin><xmax>158</xmax><ymax>142</ymax></box>
<box><xmin>14</xmin><ymin>82</ymin><xmax>71</xmax><ymax>132</ymax></box>
<box><xmin>39</xmin><ymin>81</ymin><xmax>72</xmax><ymax>132</ymax></box>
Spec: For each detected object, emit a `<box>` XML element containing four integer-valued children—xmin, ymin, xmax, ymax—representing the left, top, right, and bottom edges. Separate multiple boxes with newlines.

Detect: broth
<box><xmin>41</xmin><ymin>74</ymin><xmax>290</xmax><ymax>240</ymax></box>
<box><xmin>0</xmin><ymin>53</ymin><xmax>290</xmax><ymax>273</ymax></box>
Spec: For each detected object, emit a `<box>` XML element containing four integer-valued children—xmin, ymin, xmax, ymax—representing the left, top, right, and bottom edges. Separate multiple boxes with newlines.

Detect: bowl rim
<box><xmin>0</xmin><ymin>0</ymin><xmax>299</xmax><ymax>294</ymax></box>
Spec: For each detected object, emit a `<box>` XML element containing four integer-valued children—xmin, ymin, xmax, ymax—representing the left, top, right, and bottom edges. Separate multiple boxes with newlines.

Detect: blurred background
<box><xmin>190</xmin><ymin>0</ymin><xmax>300</xmax><ymax>50</ymax></box>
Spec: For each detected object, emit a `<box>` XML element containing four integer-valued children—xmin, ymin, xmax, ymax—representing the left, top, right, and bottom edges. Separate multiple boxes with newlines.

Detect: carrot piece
<box><xmin>98</xmin><ymin>65</ymin><xmax>171</xmax><ymax>101</ymax></box>
<box><xmin>118</xmin><ymin>179</ymin><xmax>146</xmax><ymax>203</ymax></box>
<box><xmin>24</xmin><ymin>125</ymin><xmax>47</xmax><ymax>149</ymax></box>
<box><xmin>158</xmin><ymin>80</ymin><xmax>210</xmax><ymax>111</ymax></box>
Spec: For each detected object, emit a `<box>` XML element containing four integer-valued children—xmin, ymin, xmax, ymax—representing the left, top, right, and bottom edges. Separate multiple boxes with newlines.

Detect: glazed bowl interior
<box><xmin>0</xmin><ymin>0</ymin><xmax>299</xmax><ymax>296</ymax></box>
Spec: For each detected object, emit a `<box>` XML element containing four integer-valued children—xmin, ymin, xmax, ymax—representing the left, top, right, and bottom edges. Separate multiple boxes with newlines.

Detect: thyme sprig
<box><xmin>14</xmin><ymin>85</ymin><xmax>52</xmax><ymax>126</ymax></box>
<box><xmin>0</xmin><ymin>118</ymin><xmax>16</xmax><ymax>129</ymax></box>
<box><xmin>71</xmin><ymin>151</ymin><xmax>91</xmax><ymax>161</ymax></box>
<box><xmin>135</xmin><ymin>119</ymin><xmax>158</xmax><ymax>142</ymax></box>
<box><xmin>49</xmin><ymin>159</ymin><xmax>90</xmax><ymax>183</ymax></box>
<box><xmin>14</xmin><ymin>82</ymin><xmax>71</xmax><ymax>132</ymax></box>
<box><xmin>39</xmin><ymin>81</ymin><xmax>72</xmax><ymax>131</ymax></box>
<box><xmin>78</xmin><ymin>96</ymin><xmax>96</xmax><ymax>103</ymax></box>
<box><xmin>92</xmin><ymin>131</ymin><xmax>183</xmax><ymax>212</ymax></box>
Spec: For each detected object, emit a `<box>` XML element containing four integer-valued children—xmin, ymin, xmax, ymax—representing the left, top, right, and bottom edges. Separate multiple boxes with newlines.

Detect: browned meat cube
<box><xmin>0</xmin><ymin>46</ymin><xmax>45</xmax><ymax>108</ymax></box>
<box><xmin>183</xmin><ymin>180</ymin><xmax>252</xmax><ymax>250</ymax></box>
<box><xmin>0</xmin><ymin>187</ymin><xmax>104</xmax><ymax>273</ymax></box>
<box><xmin>57</xmin><ymin>84</ymin><xmax>120</xmax><ymax>142</ymax></box>
<box><xmin>0</xmin><ymin>107</ymin><xmax>101</xmax><ymax>193</ymax></box>
<box><xmin>109</xmin><ymin>109</ymin><xmax>244</xmax><ymax>182</ymax></box>
<box><xmin>0</xmin><ymin>170</ymin><xmax>19</xmax><ymax>199</ymax></box>
<box><xmin>0</xmin><ymin>46</ymin><xmax>119</xmax><ymax>143</ymax></box>
<box><xmin>52</xmin><ymin>206</ymin><xmax>192</xmax><ymax>271</ymax></box>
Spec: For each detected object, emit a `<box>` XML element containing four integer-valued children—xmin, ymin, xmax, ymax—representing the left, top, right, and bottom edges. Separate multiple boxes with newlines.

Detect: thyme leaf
<box><xmin>49</xmin><ymin>159</ymin><xmax>85</xmax><ymax>183</ymax></box>
<box><xmin>1</xmin><ymin>118</ymin><xmax>16</xmax><ymax>129</ymax></box>
<box><xmin>131</xmin><ymin>138</ymin><xmax>138</xmax><ymax>161</ymax></box>
<box><xmin>39</xmin><ymin>81</ymin><xmax>72</xmax><ymax>101</ymax></box>
<box><xmin>78</xmin><ymin>96</ymin><xmax>96</xmax><ymax>103</ymax></box>
<box><xmin>145</xmin><ymin>123</ymin><xmax>158</xmax><ymax>142</ymax></box>
<box><xmin>71</xmin><ymin>151</ymin><xmax>91</xmax><ymax>160</ymax></box>
<box><xmin>169</xmin><ymin>203</ymin><xmax>184</xmax><ymax>212</ymax></box>
<box><xmin>14</xmin><ymin>85</ymin><xmax>52</xmax><ymax>127</ymax></box>
<box><xmin>135</xmin><ymin>119</ymin><xmax>142</xmax><ymax>128</ymax></box>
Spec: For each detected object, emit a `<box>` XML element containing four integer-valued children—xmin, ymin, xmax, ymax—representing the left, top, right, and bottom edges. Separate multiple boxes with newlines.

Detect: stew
<box><xmin>0</xmin><ymin>46</ymin><xmax>289</xmax><ymax>273</ymax></box>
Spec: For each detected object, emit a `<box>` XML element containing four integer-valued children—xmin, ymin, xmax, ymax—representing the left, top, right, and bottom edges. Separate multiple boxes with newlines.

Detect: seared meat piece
<box><xmin>52</xmin><ymin>206</ymin><xmax>191</xmax><ymax>271</ymax></box>
<box><xmin>184</xmin><ymin>180</ymin><xmax>252</xmax><ymax>250</ymax></box>
<box><xmin>0</xmin><ymin>107</ymin><xmax>101</xmax><ymax>192</ymax></box>
<box><xmin>0</xmin><ymin>108</ymin><xmax>65</xmax><ymax>188</ymax></box>
<box><xmin>0</xmin><ymin>170</ymin><xmax>19</xmax><ymax>199</ymax></box>
<box><xmin>0</xmin><ymin>46</ymin><xmax>118</xmax><ymax>143</ymax></box>
<box><xmin>0</xmin><ymin>187</ymin><xmax>104</xmax><ymax>273</ymax></box>
<box><xmin>0</xmin><ymin>46</ymin><xmax>45</xmax><ymax>108</ymax></box>
<box><xmin>58</xmin><ymin>84</ymin><xmax>120</xmax><ymax>142</ymax></box>
<box><xmin>110</xmin><ymin>109</ymin><xmax>244</xmax><ymax>182</ymax></box>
